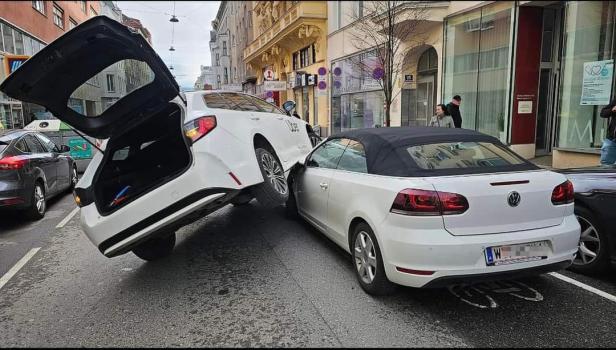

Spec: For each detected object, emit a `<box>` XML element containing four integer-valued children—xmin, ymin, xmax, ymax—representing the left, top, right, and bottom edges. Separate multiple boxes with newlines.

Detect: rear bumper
<box><xmin>0</xmin><ymin>181</ymin><xmax>31</xmax><ymax>209</ymax></box>
<box><xmin>379</xmin><ymin>214</ymin><xmax>580</xmax><ymax>288</ymax></box>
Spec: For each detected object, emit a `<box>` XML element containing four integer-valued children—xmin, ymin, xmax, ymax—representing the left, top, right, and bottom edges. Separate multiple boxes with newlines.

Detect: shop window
<box><xmin>53</xmin><ymin>4</ymin><xmax>64</xmax><ymax>29</ymax></box>
<box><xmin>32</xmin><ymin>0</ymin><xmax>45</xmax><ymax>15</ymax></box>
<box><xmin>2</xmin><ymin>23</ymin><xmax>15</xmax><ymax>53</ymax></box>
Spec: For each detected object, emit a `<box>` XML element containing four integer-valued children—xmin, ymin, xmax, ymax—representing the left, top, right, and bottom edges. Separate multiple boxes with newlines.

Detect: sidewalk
<box><xmin>528</xmin><ymin>155</ymin><xmax>553</xmax><ymax>170</ymax></box>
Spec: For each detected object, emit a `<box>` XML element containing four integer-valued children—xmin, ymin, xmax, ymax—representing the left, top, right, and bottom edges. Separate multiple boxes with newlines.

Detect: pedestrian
<box><xmin>599</xmin><ymin>99</ymin><xmax>616</xmax><ymax>165</ymax></box>
<box><xmin>447</xmin><ymin>95</ymin><xmax>463</xmax><ymax>128</ymax></box>
<box><xmin>429</xmin><ymin>104</ymin><xmax>454</xmax><ymax>128</ymax></box>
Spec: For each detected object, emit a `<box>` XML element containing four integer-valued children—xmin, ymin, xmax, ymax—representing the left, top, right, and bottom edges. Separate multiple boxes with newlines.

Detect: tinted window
<box><xmin>24</xmin><ymin>135</ymin><xmax>46</xmax><ymax>153</ymax></box>
<box><xmin>405</xmin><ymin>142</ymin><xmax>526</xmax><ymax>170</ymax></box>
<box><xmin>34</xmin><ymin>133</ymin><xmax>59</xmax><ymax>152</ymax></box>
<box><xmin>220</xmin><ymin>93</ymin><xmax>260</xmax><ymax>112</ymax></box>
<box><xmin>14</xmin><ymin>139</ymin><xmax>29</xmax><ymax>153</ymax></box>
<box><xmin>337</xmin><ymin>140</ymin><xmax>367</xmax><ymax>173</ymax></box>
<box><xmin>203</xmin><ymin>93</ymin><xmax>232</xmax><ymax>109</ymax></box>
<box><xmin>307</xmin><ymin>138</ymin><xmax>349</xmax><ymax>169</ymax></box>
<box><xmin>244</xmin><ymin>95</ymin><xmax>285</xmax><ymax>114</ymax></box>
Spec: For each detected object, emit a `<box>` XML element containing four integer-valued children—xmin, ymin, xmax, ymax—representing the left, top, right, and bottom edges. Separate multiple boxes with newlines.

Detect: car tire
<box><xmin>67</xmin><ymin>165</ymin><xmax>78</xmax><ymax>193</ymax></box>
<box><xmin>132</xmin><ymin>233</ymin><xmax>176</xmax><ymax>261</ymax></box>
<box><xmin>351</xmin><ymin>222</ymin><xmax>396</xmax><ymax>295</ymax></box>
<box><xmin>252</xmin><ymin>147</ymin><xmax>288</xmax><ymax>208</ymax></box>
<box><xmin>24</xmin><ymin>182</ymin><xmax>46</xmax><ymax>220</ymax></box>
<box><xmin>569</xmin><ymin>206</ymin><xmax>609</xmax><ymax>274</ymax></box>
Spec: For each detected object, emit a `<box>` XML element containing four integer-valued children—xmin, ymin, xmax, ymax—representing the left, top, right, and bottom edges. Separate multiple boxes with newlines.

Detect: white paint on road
<box><xmin>549</xmin><ymin>272</ymin><xmax>616</xmax><ymax>303</ymax></box>
<box><xmin>0</xmin><ymin>247</ymin><xmax>41</xmax><ymax>291</ymax></box>
<box><xmin>55</xmin><ymin>207</ymin><xmax>79</xmax><ymax>229</ymax></box>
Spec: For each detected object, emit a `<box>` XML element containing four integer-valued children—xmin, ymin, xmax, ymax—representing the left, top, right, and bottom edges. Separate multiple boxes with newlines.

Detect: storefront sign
<box><xmin>404</xmin><ymin>74</ymin><xmax>414</xmax><ymax>82</ymax></box>
<box><xmin>68</xmin><ymin>138</ymin><xmax>92</xmax><ymax>159</ymax></box>
<box><xmin>263</xmin><ymin>80</ymin><xmax>287</xmax><ymax>91</ymax></box>
<box><xmin>221</xmin><ymin>83</ymin><xmax>243</xmax><ymax>92</ymax></box>
<box><xmin>580</xmin><ymin>59</ymin><xmax>613</xmax><ymax>105</ymax></box>
<box><xmin>517</xmin><ymin>100</ymin><xmax>533</xmax><ymax>114</ymax></box>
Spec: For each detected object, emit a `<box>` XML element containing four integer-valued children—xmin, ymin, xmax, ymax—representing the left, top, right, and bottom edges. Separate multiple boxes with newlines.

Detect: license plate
<box><xmin>485</xmin><ymin>241</ymin><xmax>550</xmax><ymax>266</ymax></box>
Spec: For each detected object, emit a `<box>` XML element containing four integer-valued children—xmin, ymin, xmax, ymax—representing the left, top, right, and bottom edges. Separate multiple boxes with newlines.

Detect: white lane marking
<box><xmin>0</xmin><ymin>247</ymin><xmax>41</xmax><ymax>291</ymax></box>
<box><xmin>55</xmin><ymin>207</ymin><xmax>79</xmax><ymax>229</ymax></box>
<box><xmin>549</xmin><ymin>272</ymin><xmax>616</xmax><ymax>303</ymax></box>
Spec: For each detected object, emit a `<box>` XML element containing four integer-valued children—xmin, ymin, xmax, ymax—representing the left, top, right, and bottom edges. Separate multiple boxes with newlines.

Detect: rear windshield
<box><xmin>405</xmin><ymin>141</ymin><xmax>526</xmax><ymax>170</ymax></box>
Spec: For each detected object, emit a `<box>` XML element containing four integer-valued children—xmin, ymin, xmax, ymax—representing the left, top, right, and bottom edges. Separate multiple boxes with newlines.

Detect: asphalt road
<box><xmin>1</xmin><ymin>199</ymin><xmax>615</xmax><ymax>347</ymax></box>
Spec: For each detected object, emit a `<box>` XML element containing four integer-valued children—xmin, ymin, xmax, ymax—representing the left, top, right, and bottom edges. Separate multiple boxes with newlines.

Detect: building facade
<box><xmin>210</xmin><ymin>1</ymin><xmax>255</xmax><ymax>93</ymax></box>
<box><xmin>328</xmin><ymin>0</ymin><xmax>614</xmax><ymax>168</ymax></box>
<box><xmin>194</xmin><ymin>65</ymin><xmax>217</xmax><ymax>90</ymax></box>
<box><xmin>0</xmin><ymin>0</ymin><xmax>101</xmax><ymax>129</ymax></box>
<box><xmin>244</xmin><ymin>1</ymin><xmax>329</xmax><ymax>133</ymax></box>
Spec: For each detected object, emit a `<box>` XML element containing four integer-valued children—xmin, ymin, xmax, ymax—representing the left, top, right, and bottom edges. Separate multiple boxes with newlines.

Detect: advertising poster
<box><xmin>580</xmin><ymin>59</ymin><xmax>613</xmax><ymax>105</ymax></box>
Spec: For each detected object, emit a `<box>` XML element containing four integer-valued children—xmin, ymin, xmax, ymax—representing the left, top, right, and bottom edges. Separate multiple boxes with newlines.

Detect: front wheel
<box><xmin>351</xmin><ymin>223</ymin><xmax>396</xmax><ymax>295</ymax></box>
<box><xmin>25</xmin><ymin>182</ymin><xmax>46</xmax><ymax>220</ymax></box>
<box><xmin>569</xmin><ymin>206</ymin><xmax>609</xmax><ymax>274</ymax></box>
<box><xmin>132</xmin><ymin>233</ymin><xmax>176</xmax><ymax>261</ymax></box>
<box><xmin>67</xmin><ymin>165</ymin><xmax>78</xmax><ymax>193</ymax></box>
<box><xmin>252</xmin><ymin>147</ymin><xmax>288</xmax><ymax>208</ymax></box>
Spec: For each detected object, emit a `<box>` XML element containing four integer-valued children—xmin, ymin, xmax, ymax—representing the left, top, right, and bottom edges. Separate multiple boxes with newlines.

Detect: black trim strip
<box><xmin>490</xmin><ymin>180</ymin><xmax>530</xmax><ymax>186</ymax></box>
<box><xmin>98</xmin><ymin>188</ymin><xmax>230</xmax><ymax>254</ymax></box>
<box><xmin>421</xmin><ymin>260</ymin><xmax>571</xmax><ymax>288</ymax></box>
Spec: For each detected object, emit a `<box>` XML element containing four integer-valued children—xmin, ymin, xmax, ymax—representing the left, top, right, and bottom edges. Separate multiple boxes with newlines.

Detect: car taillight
<box><xmin>551</xmin><ymin>180</ymin><xmax>574</xmax><ymax>205</ymax></box>
<box><xmin>391</xmin><ymin>188</ymin><xmax>468</xmax><ymax>216</ymax></box>
<box><xmin>184</xmin><ymin>116</ymin><xmax>217</xmax><ymax>143</ymax></box>
<box><xmin>0</xmin><ymin>156</ymin><xmax>27</xmax><ymax>170</ymax></box>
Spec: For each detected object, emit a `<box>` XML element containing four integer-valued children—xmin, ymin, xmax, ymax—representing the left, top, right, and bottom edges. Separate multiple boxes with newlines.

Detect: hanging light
<box><xmin>169</xmin><ymin>65</ymin><xmax>174</xmax><ymax>70</ymax></box>
<box><xmin>170</xmin><ymin>15</ymin><xmax>179</xmax><ymax>23</ymax></box>
<box><xmin>169</xmin><ymin>46</ymin><xmax>175</xmax><ymax>51</ymax></box>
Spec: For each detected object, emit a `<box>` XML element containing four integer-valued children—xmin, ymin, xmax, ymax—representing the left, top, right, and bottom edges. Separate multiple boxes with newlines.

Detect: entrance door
<box><xmin>416</xmin><ymin>75</ymin><xmax>435</xmax><ymax>127</ymax></box>
<box><xmin>535</xmin><ymin>6</ymin><xmax>564</xmax><ymax>155</ymax></box>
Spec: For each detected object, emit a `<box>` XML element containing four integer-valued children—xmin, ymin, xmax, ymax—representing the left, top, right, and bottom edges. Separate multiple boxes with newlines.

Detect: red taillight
<box><xmin>390</xmin><ymin>188</ymin><xmax>468</xmax><ymax>216</ymax></box>
<box><xmin>551</xmin><ymin>180</ymin><xmax>574</xmax><ymax>205</ymax></box>
<box><xmin>184</xmin><ymin>116</ymin><xmax>217</xmax><ymax>143</ymax></box>
<box><xmin>0</xmin><ymin>156</ymin><xmax>27</xmax><ymax>170</ymax></box>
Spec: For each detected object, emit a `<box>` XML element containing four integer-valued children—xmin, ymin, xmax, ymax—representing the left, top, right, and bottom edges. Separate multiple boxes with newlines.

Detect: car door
<box><xmin>0</xmin><ymin>16</ymin><xmax>179</xmax><ymax>140</ymax></box>
<box><xmin>23</xmin><ymin>134</ymin><xmax>57</xmax><ymax>195</ymax></box>
<box><xmin>35</xmin><ymin>133</ymin><xmax>71</xmax><ymax>192</ymax></box>
<box><xmin>296</xmin><ymin>138</ymin><xmax>349</xmax><ymax>231</ymax></box>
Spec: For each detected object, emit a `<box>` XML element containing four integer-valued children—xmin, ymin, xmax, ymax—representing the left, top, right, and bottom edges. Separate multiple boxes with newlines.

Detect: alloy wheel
<box><xmin>260</xmin><ymin>152</ymin><xmax>287</xmax><ymax>195</ymax></box>
<box><xmin>71</xmin><ymin>167</ymin><xmax>78</xmax><ymax>186</ymax></box>
<box><xmin>573</xmin><ymin>215</ymin><xmax>601</xmax><ymax>266</ymax></box>
<box><xmin>35</xmin><ymin>185</ymin><xmax>45</xmax><ymax>214</ymax></box>
<box><xmin>354</xmin><ymin>231</ymin><xmax>377</xmax><ymax>284</ymax></box>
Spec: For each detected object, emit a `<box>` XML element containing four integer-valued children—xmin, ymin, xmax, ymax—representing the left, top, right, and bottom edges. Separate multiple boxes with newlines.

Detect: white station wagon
<box><xmin>286</xmin><ymin>127</ymin><xmax>581</xmax><ymax>294</ymax></box>
<box><xmin>0</xmin><ymin>16</ymin><xmax>315</xmax><ymax>260</ymax></box>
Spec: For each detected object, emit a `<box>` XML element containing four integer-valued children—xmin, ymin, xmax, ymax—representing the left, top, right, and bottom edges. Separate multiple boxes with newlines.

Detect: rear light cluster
<box><xmin>0</xmin><ymin>156</ymin><xmax>27</xmax><ymax>170</ymax></box>
<box><xmin>391</xmin><ymin>188</ymin><xmax>469</xmax><ymax>216</ymax></box>
<box><xmin>551</xmin><ymin>180</ymin><xmax>574</xmax><ymax>205</ymax></box>
<box><xmin>184</xmin><ymin>116</ymin><xmax>217</xmax><ymax>143</ymax></box>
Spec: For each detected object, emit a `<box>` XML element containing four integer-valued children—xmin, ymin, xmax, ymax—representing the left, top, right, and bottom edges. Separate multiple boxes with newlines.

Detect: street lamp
<box><xmin>170</xmin><ymin>15</ymin><xmax>179</xmax><ymax>23</ymax></box>
<box><xmin>169</xmin><ymin>46</ymin><xmax>175</xmax><ymax>51</ymax></box>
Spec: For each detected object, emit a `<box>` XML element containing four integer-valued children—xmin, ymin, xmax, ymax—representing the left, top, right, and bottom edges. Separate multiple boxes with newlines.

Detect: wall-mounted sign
<box><xmin>307</xmin><ymin>74</ymin><xmax>316</xmax><ymax>86</ymax></box>
<box><xmin>221</xmin><ymin>83</ymin><xmax>243</xmax><ymax>92</ymax></box>
<box><xmin>4</xmin><ymin>55</ymin><xmax>30</xmax><ymax>75</ymax></box>
<box><xmin>263</xmin><ymin>80</ymin><xmax>287</xmax><ymax>91</ymax></box>
<box><xmin>580</xmin><ymin>59</ymin><xmax>613</xmax><ymax>105</ymax></box>
<box><xmin>318</xmin><ymin>67</ymin><xmax>327</xmax><ymax>76</ymax></box>
<box><xmin>518</xmin><ymin>100</ymin><xmax>533</xmax><ymax>114</ymax></box>
<box><xmin>264</xmin><ymin>69</ymin><xmax>275</xmax><ymax>81</ymax></box>
<box><xmin>404</xmin><ymin>74</ymin><xmax>414</xmax><ymax>82</ymax></box>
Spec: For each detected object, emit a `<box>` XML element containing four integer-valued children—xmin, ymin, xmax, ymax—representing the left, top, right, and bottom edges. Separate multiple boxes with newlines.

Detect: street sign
<box><xmin>264</xmin><ymin>80</ymin><xmax>287</xmax><ymax>91</ymax></box>
<box><xmin>264</xmin><ymin>69</ymin><xmax>275</xmax><ymax>81</ymax></box>
<box><xmin>68</xmin><ymin>138</ymin><xmax>93</xmax><ymax>159</ymax></box>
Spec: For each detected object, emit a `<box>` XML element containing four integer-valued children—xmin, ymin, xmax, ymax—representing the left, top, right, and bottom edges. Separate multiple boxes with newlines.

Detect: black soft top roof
<box><xmin>328</xmin><ymin>127</ymin><xmax>537</xmax><ymax>177</ymax></box>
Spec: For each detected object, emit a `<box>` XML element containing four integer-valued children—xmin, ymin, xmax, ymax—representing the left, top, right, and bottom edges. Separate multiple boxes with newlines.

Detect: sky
<box><xmin>117</xmin><ymin>1</ymin><xmax>220</xmax><ymax>90</ymax></box>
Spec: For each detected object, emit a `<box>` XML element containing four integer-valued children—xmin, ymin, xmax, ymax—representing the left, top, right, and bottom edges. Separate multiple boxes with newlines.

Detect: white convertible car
<box><xmin>286</xmin><ymin>127</ymin><xmax>581</xmax><ymax>294</ymax></box>
<box><xmin>0</xmin><ymin>16</ymin><xmax>315</xmax><ymax>260</ymax></box>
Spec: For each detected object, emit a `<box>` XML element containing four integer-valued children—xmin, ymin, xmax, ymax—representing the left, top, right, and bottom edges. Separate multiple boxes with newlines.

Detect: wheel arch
<box><xmin>347</xmin><ymin>216</ymin><xmax>379</xmax><ymax>254</ymax></box>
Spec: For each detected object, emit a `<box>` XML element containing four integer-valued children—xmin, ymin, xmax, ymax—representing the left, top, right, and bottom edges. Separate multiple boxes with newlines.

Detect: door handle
<box><xmin>250</xmin><ymin>116</ymin><xmax>260</xmax><ymax>121</ymax></box>
<box><xmin>319</xmin><ymin>182</ymin><xmax>328</xmax><ymax>190</ymax></box>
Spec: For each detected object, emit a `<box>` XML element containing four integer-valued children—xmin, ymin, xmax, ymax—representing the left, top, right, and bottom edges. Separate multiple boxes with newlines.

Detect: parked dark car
<box><xmin>0</xmin><ymin>129</ymin><xmax>77</xmax><ymax>219</ymax></box>
<box><xmin>558</xmin><ymin>165</ymin><xmax>616</xmax><ymax>274</ymax></box>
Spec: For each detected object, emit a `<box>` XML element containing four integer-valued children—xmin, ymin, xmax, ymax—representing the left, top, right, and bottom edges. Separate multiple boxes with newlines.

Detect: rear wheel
<box><xmin>67</xmin><ymin>165</ymin><xmax>78</xmax><ymax>193</ymax></box>
<box><xmin>252</xmin><ymin>147</ymin><xmax>288</xmax><ymax>208</ymax></box>
<box><xmin>569</xmin><ymin>206</ymin><xmax>609</xmax><ymax>274</ymax></box>
<box><xmin>351</xmin><ymin>222</ymin><xmax>396</xmax><ymax>295</ymax></box>
<box><xmin>24</xmin><ymin>182</ymin><xmax>46</xmax><ymax>220</ymax></box>
<box><xmin>132</xmin><ymin>233</ymin><xmax>176</xmax><ymax>261</ymax></box>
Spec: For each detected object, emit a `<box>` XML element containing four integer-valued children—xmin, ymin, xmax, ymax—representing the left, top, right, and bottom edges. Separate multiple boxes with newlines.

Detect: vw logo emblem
<box><xmin>508</xmin><ymin>191</ymin><xmax>521</xmax><ymax>207</ymax></box>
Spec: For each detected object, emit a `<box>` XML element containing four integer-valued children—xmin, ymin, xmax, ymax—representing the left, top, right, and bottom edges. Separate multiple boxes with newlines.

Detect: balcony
<box><xmin>244</xmin><ymin>1</ymin><xmax>326</xmax><ymax>62</ymax></box>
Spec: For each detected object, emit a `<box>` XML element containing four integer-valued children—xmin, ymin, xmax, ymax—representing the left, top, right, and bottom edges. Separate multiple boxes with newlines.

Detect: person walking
<box><xmin>600</xmin><ymin>99</ymin><xmax>616</xmax><ymax>164</ymax></box>
<box><xmin>447</xmin><ymin>95</ymin><xmax>463</xmax><ymax>128</ymax></box>
<box><xmin>429</xmin><ymin>104</ymin><xmax>455</xmax><ymax>128</ymax></box>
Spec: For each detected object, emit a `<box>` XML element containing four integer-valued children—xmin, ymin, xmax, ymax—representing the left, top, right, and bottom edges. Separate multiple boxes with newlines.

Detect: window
<box><xmin>35</xmin><ymin>133</ymin><xmax>59</xmax><ymax>153</ymax></box>
<box><xmin>307</xmin><ymin>138</ymin><xmax>349</xmax><ymax>169</ymax></box>
<box><xmin>337</xmin><ymin>140</ymin><xmax>367</xmax><ymax>173</ymax></box>
<box><xmin>217</xmin><ymin>75</ymin><xmax>221</xmax><ymax>84</ymax></box>
<box><xmin>224</xmin><ymin>68</ymin><xmax>229</xmax><ymax>84</ymax></box>
<box><xmin>2</xmin><ymin>23</ymin><xmax>15</xmax><ymax>54</ymax></box>
<box><xmin>292</xmin><ymin>43</ymin><xmax>316</xmax><ymax>70</ymax></box>
<box><xmin>405</xmin><ymin>142</ymin><xmax>525</xmax><ymax>171</ymax></box>
<box><xmin>232</xmin><ymin>34</ymin><xmax>235</xmax><ymax>46</ymax></box>
<box><xmin>80</xmin><ymin>0</ymin><xmax>87</xmax><ymax>13</ymax></box>
<box><xmin>355</xmin><ymin>1</ymin><xmax>364</xmax><ymax>18</ymax></box>
<box><xmin>244</xmin><ymin>95</ymin><xmax>285</xmax><ymax>114</ymax></box>
<box><xmin>222</xmin><ymin>41</ymin><xmax>227</xmax><ymax>56</ymax></box>
<box><xmin>219</xmin><ymin>93</ymin><xmax>260</xmax><ymax>112</ymax></box>
<box><xmin>215</xmin><ymin>53</ymin><xmax>220</xmax><ymax>66</ymax></box>
<box><xmin>203</xmin><ymin>93</ymin><xmax>232</xmax><ymax>109</ymax></box>
<box><xmin>14</xmin><ymin>139</ymin><xmax>29</xmax><ymax>153</ymax></box>
<box><xmin>53</xmin><ymin>4</ymin><xmax>64</xmax><ymax>29</ymax></box>
<box><xmin>69</xmin><ymin>17</ymin><xmax>78</xmax><ymax>29</ymax></box>
<box><xmin>14</xmin><ymin>31</ymin><xmax>24</xmax><ymax>55</ymax></box>
<box><xmin>106</xmin><ymin>74</ymin><xmax>115</xmax><ymax>92</ymax></box>
<box><xmin>32</xmin><ymin>1</ymin><xmax>45</xmax><ymax>15</ymax></box>
<box><xmin>24</xmin><ymin>135</ymin><xmax>46</xmax><ymax>154</ymax></box>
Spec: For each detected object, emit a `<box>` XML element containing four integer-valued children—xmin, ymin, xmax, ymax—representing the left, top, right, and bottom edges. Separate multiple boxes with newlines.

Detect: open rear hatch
<box><xmin>0</xmin><ymin>16</ymin><xmax>192</xmax><ymax>214</ymax></box>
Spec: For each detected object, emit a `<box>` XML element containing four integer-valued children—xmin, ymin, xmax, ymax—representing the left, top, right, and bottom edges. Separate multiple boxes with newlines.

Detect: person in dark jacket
<box><xmin>600</xmin><ymin>100</ymin><xmax>616</xmax><ymax>165</ymax></box>
<box><xmin>447</xmin><ymin>95</ymin><xmax>463</xmax><ymax>128</ymax></box>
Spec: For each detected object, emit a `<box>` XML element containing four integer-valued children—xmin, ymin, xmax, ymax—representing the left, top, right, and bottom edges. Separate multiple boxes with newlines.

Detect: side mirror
<box><xmin>59</xmin><ymin>145</ymin><xmax>70</xmax><ymax>153</ymax></box>
<box><xmin>282</xmin><ymin>100</ymin><xmax>296</xmax><ymax>115</ymax></box>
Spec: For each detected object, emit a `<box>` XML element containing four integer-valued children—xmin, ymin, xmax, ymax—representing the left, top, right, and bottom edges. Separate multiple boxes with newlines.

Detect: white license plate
<box><xmin>485</xmin><ymin>241</ymin><xmax>550</xmax><ymax>266</ymax></box>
